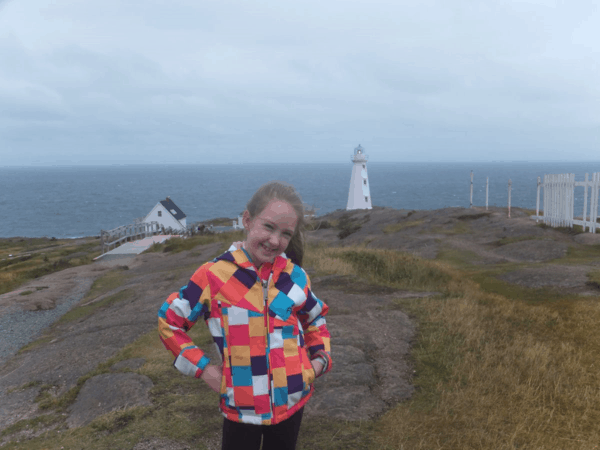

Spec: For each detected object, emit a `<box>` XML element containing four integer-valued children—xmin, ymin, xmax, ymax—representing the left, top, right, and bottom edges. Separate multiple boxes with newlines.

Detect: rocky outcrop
<box><xmin>67</xmin><ymin>372</ymin><xmax>154</xmax><ymax>428</ymax></box>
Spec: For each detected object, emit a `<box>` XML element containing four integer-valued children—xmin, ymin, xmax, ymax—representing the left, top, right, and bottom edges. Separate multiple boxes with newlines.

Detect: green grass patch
<box><xmin>492</xmin><ymin>235</ymin><xmax>544</xmax><ymax>247</ymax></box>
<box><xmin>586</xmin><ymin>269</ymin><xmax>600</xmax><ymax>289</ymax></box>
<box><xmin>537</xmin><ymin>222</ymin><xmax>586</xmax><ymax>234</ymax></box>
<box><xmin>456</xmin><ymin>212</ymin><xmax>492</xmax><ymax>221</ymax></box>
<box><xmin>436</xmin><ymin>246</ymin><xmax>481</xmax><ymax>268</ymax></box>
<box><xmin>383</xmin><ymin>220</ymin><xmax>425</xmax><ymax>234</ymax></box>
<box><xmin>331</xmin><ymin>213</ymin><xmax>370</xmax><ymax>239</ymax></box>
<box><xmin>429</xmin><ymin>220</ymin><xmax>472</xmax><ymax>235</ymax></box>
<box><xmin>472</xmin><ymin>272</ymin><xmax>567</xmax><ymax>305</ymax></box>
<box><xmin>145</xmin><ymin>231</ymin><xmax>245</xmax><ymax>254</ymax></box>
<box><xmin>17</xmin><ymin>336</ymin><xmax>53</xmax><ymax>354</ymax></box>
<box><xmin>0</xmin><ymin>414</ymin><xmax>62</xmax><ymax>439</ymax></box>
<box><xmin>564</xmin><ymin>244</ymin><xmax>600</xmax><ymax>263</ymax></box>
<box><xmin>588</xmin><ymin>269</ymin><xmax>600</xmax><ymax>284</ymax></box>
<box><xmin>55</xmin><ymin>289</ymin><xmax>133</xmax><ymax>325</ymax></box>
<box><xmin>83</xmin><ymin>269</ymin><xmax>128</xmax><ymax>301</ymax></box>
<box><xmin>5</xmin><ymin>381</ymin><xmax>41</xmax><ymax>395</ymax></box>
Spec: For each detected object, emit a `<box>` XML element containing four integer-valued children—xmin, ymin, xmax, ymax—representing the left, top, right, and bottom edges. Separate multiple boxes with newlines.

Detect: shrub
<box><xmin>336</xmin><ymin>214</ymin><xmax>366</xmax><ymax>239</ymax></box>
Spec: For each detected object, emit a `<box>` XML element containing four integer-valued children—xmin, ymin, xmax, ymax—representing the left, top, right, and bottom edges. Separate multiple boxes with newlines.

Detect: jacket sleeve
<box><xmin>298</xmin><ymin>271</ymin><xmax>332</xmax><ymax>377</ymax></box>
<box><xmin>158</xmin><ymin>264</ymin><xmax>213</xmax><ymax>378</ymax></box>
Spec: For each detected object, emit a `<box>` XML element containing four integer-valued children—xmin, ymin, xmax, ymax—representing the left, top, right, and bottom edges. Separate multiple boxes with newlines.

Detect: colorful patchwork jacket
<box><xmin>158</xmin><ymin>245</ymin><xmax>332</xmax><ymax>425</ymax></box>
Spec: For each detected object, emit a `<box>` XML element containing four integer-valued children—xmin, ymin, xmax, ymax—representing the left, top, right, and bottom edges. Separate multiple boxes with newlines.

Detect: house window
<box><xmin>363</xmin><ymin>180</ymin><xmax>367</xmax><ymax>185</ymax></box>
<box><xmin>365</xmin><ymin>196</ymin><xmax>369</xmax><ymax>202</ymax></box>
<box><xmin>158</xmin><ymin>211</ymin><xmax>162</xmax><ymax>217</ymax></box>
<box><xmin>362</xmin><ymin>164</ymin><xmax>365</xmax><ymax>169</ymax></box>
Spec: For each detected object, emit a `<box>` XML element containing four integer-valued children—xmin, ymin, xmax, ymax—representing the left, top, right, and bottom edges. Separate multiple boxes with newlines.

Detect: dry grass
<box><xmin>309</xmin><ymin>244</ymin><xmax>600</xmax><ymax>449</ymax></box>
<box><xmin>305</xmin><ymin>244</ymin><xmax>450</xmax><ymax>292</ymax></box>
<box><xmin>375</xmin><ymin>292</ymin><xmax>600</xmax><ymax>449</ymax></box>
<box><xmin>588</xmin><ymin>270</ymin><xmax>600</xmax><ymax>287</ymax></box>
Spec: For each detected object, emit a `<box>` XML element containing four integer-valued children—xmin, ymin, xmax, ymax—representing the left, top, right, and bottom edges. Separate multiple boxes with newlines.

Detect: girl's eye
<box><xmin>264</xmin><ymin>223</ymin><xmax>273</xmax><ymax>230</ymax></box>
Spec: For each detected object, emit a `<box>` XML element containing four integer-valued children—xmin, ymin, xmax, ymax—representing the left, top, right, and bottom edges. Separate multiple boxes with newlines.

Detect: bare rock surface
<box><xmin>0</xmin><ymin>242</ymin><xmax>223</xmax><ymax>432</ymax></box>
<box><xmin>492</xmin><ymin>240</ymin><xmax>569</xmax><ymax>262</ymax></box>
<box><xmin>67</xmin><ymin>372</ymin><xmax>154</xmax><ymax>428</ymax></box>
<box><xmin>305</xmin><ymin>275</ymin><xmax>424</xmax><ymax>420</ymax></box>
<box><xmin>110</xmin><ymin>357</ymin><xmax>147</xmax><ymax>372</ymax></box>
<box><xmin>498</xmin><ymin>264</ymin><xmax>597</xmax><ymax>291</ymax></box>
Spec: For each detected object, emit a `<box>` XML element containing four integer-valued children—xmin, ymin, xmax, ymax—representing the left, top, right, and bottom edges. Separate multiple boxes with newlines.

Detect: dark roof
<box><xmin>160</xmin><ymin>198</ymin><xmax>186</xmax><ymax>220</ymax></box>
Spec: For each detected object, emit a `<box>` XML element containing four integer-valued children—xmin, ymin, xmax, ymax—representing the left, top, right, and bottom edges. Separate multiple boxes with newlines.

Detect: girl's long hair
<box><xmin>245</xmin><ymin>181</ymin><xmax>305</xmax><ymax>266</ymax></box>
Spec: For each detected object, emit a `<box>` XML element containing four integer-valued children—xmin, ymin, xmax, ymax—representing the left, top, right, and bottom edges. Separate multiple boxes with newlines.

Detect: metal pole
<box><xmin>583</xmin><ymin>173</ymin><xmax>589</xmax><ymax>232</ymax></box>
<box><xmin>486</xmin><ymin>177</ymin><xmax>489</xmax><ymax>211</ymax></box>
<box><xmin>536</xmin><ymin>176</ymin><xmax>541</xmax><ymax>223</ymax></box>
<box><xmin>508</xmin><ymin>179</ymin><xmax>512</xmax><ymax>218</ymax></box>
<box><xmin>470</xmin><ymin>171</ymin><xmax>474</xmax><ymax>208</ymax></box>
<box><xmin>591</xmin><ymin>173</ymin><xmax>595</xmax><ymax>233</ymax></box>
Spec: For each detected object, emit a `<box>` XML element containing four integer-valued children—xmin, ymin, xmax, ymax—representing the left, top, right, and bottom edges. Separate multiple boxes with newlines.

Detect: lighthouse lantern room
<box><xmin>346</xmin><ymin>144</ymin><xmax>372</xmax><ymax>210</ymax></box>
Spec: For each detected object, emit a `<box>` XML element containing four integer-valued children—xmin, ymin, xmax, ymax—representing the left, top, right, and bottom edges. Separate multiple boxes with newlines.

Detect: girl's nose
<box><xmin>268</xmin><ymin>233</ymin><xmax>280</xmax><ymax>247</ymax></box>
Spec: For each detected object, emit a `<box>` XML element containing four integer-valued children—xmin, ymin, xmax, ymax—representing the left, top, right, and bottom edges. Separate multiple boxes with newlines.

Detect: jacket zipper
<box><xmin>262</xmin><ymin>273</ymin><xmax>274</xmax><ymax>418</ymax></box>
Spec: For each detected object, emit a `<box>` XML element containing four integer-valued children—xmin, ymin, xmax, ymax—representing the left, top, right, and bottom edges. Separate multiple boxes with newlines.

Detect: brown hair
<box><xmin>245</xmin><ymin>181</ymin><xmax>305</xmax><ymax>266</ymax></box>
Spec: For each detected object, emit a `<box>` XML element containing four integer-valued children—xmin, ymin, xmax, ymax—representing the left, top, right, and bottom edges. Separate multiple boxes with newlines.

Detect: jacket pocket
<box><xmin>300</xmin><ymin>346</ymin><xmax>316</xmax><ymax>389</ymax></box>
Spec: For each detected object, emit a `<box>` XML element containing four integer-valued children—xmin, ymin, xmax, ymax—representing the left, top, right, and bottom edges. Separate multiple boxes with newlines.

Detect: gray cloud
<box><xmin>0</xmin><ymin>0</ymin><xmax>598</xmax><ymax>165</ymax></box>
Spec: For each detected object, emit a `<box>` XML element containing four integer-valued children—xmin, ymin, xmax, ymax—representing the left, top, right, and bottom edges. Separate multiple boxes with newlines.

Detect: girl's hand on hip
<box><xmin>310</xmin><ymin>359</ymin><xmax>324</xmax><ymax>377</ymax></box>
<box><xmin>201</xmin><ymin>364</ymin><xmax>222</xmax><ymax>393</ymax></box>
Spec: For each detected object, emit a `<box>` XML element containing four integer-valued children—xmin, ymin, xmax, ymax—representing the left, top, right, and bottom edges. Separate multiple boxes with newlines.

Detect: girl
<box><xmin>158</xmin><ymin>181</ymin><xmax>332</xmax><ymax>450</ymax></box>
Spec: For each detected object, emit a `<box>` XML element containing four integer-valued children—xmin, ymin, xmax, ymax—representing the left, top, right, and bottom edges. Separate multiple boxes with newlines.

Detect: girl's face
<box><xmin>242</xmin><ymin>199</ymin><xmax>298</xmax><ymax>267</ymax></box>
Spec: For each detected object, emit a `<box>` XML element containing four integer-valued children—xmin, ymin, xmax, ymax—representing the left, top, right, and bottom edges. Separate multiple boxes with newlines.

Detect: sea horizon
<box><xmin>2</xmin><ymin>161</ymin><xmax>599</xmax><ymax>239</ymax></box>
<box><xmin>3</xmin><ymin>160</ymin><xmax>600</xmax><ymax>169</ymax></box>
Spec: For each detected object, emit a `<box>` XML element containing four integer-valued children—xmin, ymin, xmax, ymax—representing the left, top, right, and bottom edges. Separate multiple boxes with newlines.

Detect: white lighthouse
<box><xmin>346</xmin><ymin>144</ymin><xmax>372</xmax><ymax>210</ymax></box>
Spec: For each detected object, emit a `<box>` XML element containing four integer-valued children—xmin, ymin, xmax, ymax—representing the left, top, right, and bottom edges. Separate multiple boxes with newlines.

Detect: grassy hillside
<box><xmin>2</xmin><ymin>228</ymin><xmax>600</xmax><ymax>449</ymax></box>
<box><xmin>0</xmin><ymin>237</ymin><xmax>102</xmax><ymax>296</ymax></box>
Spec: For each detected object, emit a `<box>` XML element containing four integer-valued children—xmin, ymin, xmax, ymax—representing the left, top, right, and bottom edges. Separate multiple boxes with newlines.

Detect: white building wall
<box><xmin>347</xmin><ymin>162</ymin><xmax>372</xmax><ymax>210</ymax></box>
<box><xmin>143</xmin><ymin>203</ymin><xmax>185</xmax><ymax>231</ymax></box>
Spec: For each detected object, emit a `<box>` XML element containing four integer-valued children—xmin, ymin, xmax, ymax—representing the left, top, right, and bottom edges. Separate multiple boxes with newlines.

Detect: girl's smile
<box><xmin>242</xmin><ymin>199</ymin><xmax>298</xmax><ymax>268</ymax></box>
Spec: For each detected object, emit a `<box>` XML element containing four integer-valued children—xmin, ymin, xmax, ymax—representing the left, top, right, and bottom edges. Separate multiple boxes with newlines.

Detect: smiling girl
<box><xmin>158</xmin><ymin>181</ymin><xmax>332</xmax><ymax>450</ymax></box>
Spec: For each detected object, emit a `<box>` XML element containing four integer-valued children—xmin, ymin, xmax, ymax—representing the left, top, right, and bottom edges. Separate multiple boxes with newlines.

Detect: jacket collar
<box><xmin>215</xmin><ymin>244</ymin><xmax>289</xmax><ymax>281</ymax></box>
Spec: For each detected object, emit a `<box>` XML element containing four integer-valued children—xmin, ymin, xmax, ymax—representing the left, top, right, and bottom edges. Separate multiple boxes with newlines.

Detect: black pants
<box><xmin>221</xmin><ymin>408</ymin><xmax>304</xmax><ymax>450</ymax></box>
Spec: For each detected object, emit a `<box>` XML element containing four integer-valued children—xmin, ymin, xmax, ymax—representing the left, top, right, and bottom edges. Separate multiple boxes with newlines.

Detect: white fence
<box><xmin>536</xmin><ymin>173</ymin><xmax>599</xmax><ymax>232</ymax></box>
<box><xmin>100</xmin><ymin>221</ymin><xmax>161</xmax><ymax>254</ymax></box>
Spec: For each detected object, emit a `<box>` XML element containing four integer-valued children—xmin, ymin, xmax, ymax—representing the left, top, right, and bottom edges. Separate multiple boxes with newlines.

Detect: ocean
<box><xmin>1</xmin><ymin>162</ymin><xmax>598</xmax><ymax>238</ymax></box>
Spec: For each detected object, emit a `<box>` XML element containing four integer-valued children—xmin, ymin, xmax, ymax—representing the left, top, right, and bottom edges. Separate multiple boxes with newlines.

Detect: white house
<box><xmin>143</xmin><ymin>197</ymin><xmax>187</xmax><ymax>232</ymax></box>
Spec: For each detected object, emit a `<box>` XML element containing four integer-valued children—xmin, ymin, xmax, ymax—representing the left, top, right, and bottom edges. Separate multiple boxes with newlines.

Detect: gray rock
<box><xmin>306</xmin><ymin>385</ymin><xmax>386</xmax><ymax>420</ymax></box>
<box><xmin>0</xmin><ymin>386</ymin><xmax>40</xmax><ymax>432</ymax></box>
<box><xmin>67</xmin><ymin>373</ymin><xmax>153</xmax><ymax>428</ymax></box>
<box><xmin>493</xmin><ymin>240</ymin><xmax>568</xmax><ymax>262</ymax></box>
<box><xmin>110</xmin><ymin>358</ymin><xmax>146</xmax><ymax>372</ymax></box>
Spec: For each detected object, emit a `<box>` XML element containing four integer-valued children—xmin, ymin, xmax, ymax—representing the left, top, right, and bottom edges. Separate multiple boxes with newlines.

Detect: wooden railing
<box><xmin>535</xmin><ymin>173</ymin><xmax>599</xmax><ymax>233</ymax></box>
<box><xmin>100</xmin><ymin>221</ymin><xmax>161</xmax><ymax>254</ymax></box>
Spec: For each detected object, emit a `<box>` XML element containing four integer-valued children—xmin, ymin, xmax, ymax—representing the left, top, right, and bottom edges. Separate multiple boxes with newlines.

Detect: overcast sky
<box><xmin>0</xmin><ymin>0</ymin><xmax>598</xmax><ymax>166</ymax></box>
